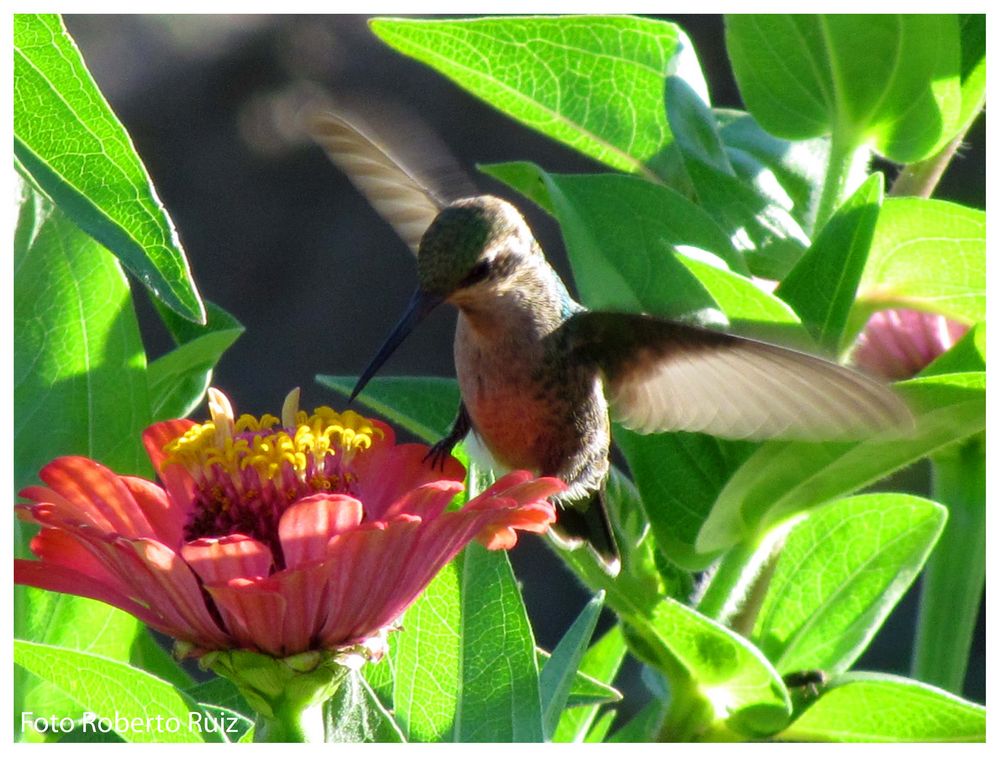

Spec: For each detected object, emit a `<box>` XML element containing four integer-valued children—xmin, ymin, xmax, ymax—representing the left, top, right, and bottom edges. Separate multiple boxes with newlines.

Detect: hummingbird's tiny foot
<box><xmin>423</xmin><ymin>441</ymin><xmax>453</xmax><ymax>471</ymax></box>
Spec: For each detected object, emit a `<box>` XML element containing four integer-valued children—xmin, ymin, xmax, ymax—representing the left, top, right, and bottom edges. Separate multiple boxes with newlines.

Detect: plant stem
<box><xmin>911</xmin><ymin>436</ymin><xmax>985</xmax><ymax>693</ymax></box>
<box><xmin>813</xmin><ymin>131</ymin><xmax>862</xmax><ymax>232</ymax></box>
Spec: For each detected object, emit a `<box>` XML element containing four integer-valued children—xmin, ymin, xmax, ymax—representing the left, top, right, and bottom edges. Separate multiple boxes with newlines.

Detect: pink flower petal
<box><xmin>353</xmin><ymin>444</ymin><xmax>465</xmax><ymax>520</ymax></box>
<box><xmin>182</xmin><ymin>535</ymin><xmax>274</xmax><ymax>583</ymax></box>
<box><xmin>30</xmin><ymin>526</ymin><xmax>133</xmax><ymax>590</ymax></box>
<box><xmin>249</xmin><ymin>563</ymin><xmax>337</xmax><ymax>655</ymax></box>
<box><xmin>205</xmin><ymin>579</ymin><xmax>288</xmax><ymax>656</ymax></box>
<box><xmin>277</xmin><ymin>494</ymin><xmax>363</xmax><ymax>569</ymax></box>
<box><xmin>379</xmin><ymin>480</ymin><xmax>464</xmax><ymax>522</ymax></box>
<box><xmin>142</xmin><ymin>420</ymin><xmax>198</xmax><ymax>511</ymax></box>
<box><xmin>15</xmin><ymin>559</ymin><xmax>165</xmax><ymax>631</ymax></box>
<box><xmin>38</xmin><ymin>457</ymin><xmax>156</xmax><ymax>538</ymax></box>
<box><xmin>116</xmin><ymin>538</ymin><xmax>231</xmax><ymax>648</ymax></box>
<box><xmin>120</xmin><ymin>475</ymin><xmax>186</xmax><ymax>548</ymax></box>
<box><xmin>319</xmin><ymin>517</ymin><xmax>423</xmax><ymax>645</ymax></box>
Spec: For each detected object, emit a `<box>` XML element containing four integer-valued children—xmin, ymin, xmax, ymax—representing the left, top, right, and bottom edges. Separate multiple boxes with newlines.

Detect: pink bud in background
<box><xmin>852</xmin><ymin>309</ymin><xmax>969</xmax><ymax>381</ymax></box>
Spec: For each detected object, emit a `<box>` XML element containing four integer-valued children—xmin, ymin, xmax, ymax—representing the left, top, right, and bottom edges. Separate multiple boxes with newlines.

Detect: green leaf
<box><xmin>483</xmin><ymin>161</ymin><xmax>737</xmax><ymax>316</ymax></box>
<box><xmin>616</xmin><ymin>429</ymin><xmax>754</xmax><ymax>570</ymax></box>
<box><xmin>664</xmin><ymin>76</ymin><xmax>734</xmax><ymax>176</ymax></box>
<box><xmin>552</xmin><ymin>625</ymin><xmax>627</xmax><ymax>743</ymax></box>
<box><xmin>753</xmin><ymin>493</ymin><xmax>947</xmax><ymax>675</ymax></box>
<box><xmin>372</xmin><ymin>15</ymin><xmax>703</xmax><ymax>178</ymax></box>
<box><xmin>855</xmin><ymin>198</ymin><xmax>985</xmax><ymax>325</ymax></box>
<box><xmin>393</xmin><ymin>545</ymin><xmax>543</xmax><ymax>742</ymax></box>
<box><xmin>725</xmin><ymin>15</ymin><xmax>962</xmax><ymax>163</ymax></box>
<box><xmin>608</xmin><ymin>699</ymin><xmax>667</xmax><ymax>742</ymax></box>
<box><xmin>14</xmin><ymin>641</ymin><xmax>207</xmax><ymax>743</ymax></box>
<box><xmin>535</xmin><ymin>649</ymin><xmax>621</xmax><ymax>710</ymax></box>
<box><xmin>147</xmin><ymin>302</ymin><xmax>244</xmax><ymax>421</ymax></box>
<box><xmin>184</xmin><ymin>677</ymin><xmax>251</xmax><ymax>719</ymax></box>
<box><xmin>624</xmin><ymin>599</ymin><xmax>791</xmax><ymax>736</ymax></box>
<box><xmin>540</xmin><ymin>593</ymin><xmax>605</xmax><ymax>740</ymax></box>
<box><xmin>14</xmin><ymin>172</ymin><xmax>150</xmax><ymax>734</ymax></box>
<box><xmin>585</xmin><ymin>710</ymin><xmax>616</xmax><ymax>742</ymax></box>
<box><xmin>921</xmin><ymin>322</ymin><xmax>985</xmax><ymax>376</ymax></box>
<box><xmin>697</xmin><ymin>371</ymin><xmax>985</xmax><ymax>555</ymax></box>
<box><xmin>13</xmin><ymin>14</ymin><xmax>204</xmax><ymax>321</ymax></box>
<box><xmin>129</xmin><ymin>630</ymin><xmax>193</xmax><ymax>690</ymax></box>
<box><xmin>674</xmin><ymin>250</ymin><xmax>808</xmax><ymax>347</ymax></box>
<box><xmin>318</xmin><ymin>375</ymin><xmax>459</xmax><ymax>442</ymax></box>
<box><xmin>955</xmin><ymin>15</ymin><xmax>986</xmax><ymax>132</ymax></box>
<box><xmin>776</xmin><ymin>673</ymin><xmax>985</xmax><ymax>742</ymax></box>
<box><xmin>716</xmin><ymin>109</ymin><xmax>831</xmax><ymax>236</ymax></box>
<box><xmin>776</xmin><ymin>173</ymin><xmax>883</xmax><ymax>353</ymax></box>
<box><xmin>324</xmin><ymin>669</ymin><xmax>406</xmax><ymax>743</ymax></box>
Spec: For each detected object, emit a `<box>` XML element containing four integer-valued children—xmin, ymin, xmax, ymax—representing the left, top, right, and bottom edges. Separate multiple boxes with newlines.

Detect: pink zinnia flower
<box><xmin>15</xmin><ymin>388</ymin><xmax>560</xmax><ymax>660</ymax></box>
<box><xmin>852</xmin><ymin>309</ymin><xmax>969</xmax><ymax>380</ymax></box>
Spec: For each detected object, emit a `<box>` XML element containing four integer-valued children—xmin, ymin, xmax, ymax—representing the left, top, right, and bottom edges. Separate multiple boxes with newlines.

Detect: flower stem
<box><xmin>910</xmin><ymin>437</ymin><xmax>985</xmax><ymax>694</ymax></box>
<box><xmin>254</xmin><ymin>700</ymin><xmax>325</xmax><ymax>743</ymax></box>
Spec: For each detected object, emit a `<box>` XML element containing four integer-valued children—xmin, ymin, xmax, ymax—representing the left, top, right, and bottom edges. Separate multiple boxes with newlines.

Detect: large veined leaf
<box><xmin>14</xmin><ymin>172</ymin><xmax>150</xmax><ymax>736</ymax></box>
<box><xmin>854</xmin><ymin>198</ymin><xmax>985</xmax><ymax>327</ymax></box>
<box><xmin>725</xmin><ymin>14</ymin><xmax>962</xmax><ymax>163</ymax></box>
<box><xmin>485</xmin><ymin>161</ymin><xmax>744</xmax><ymax>313</ymax></box>
<box><xmin>752</xmin><ymin>494</ymin><xmax>946</xmax><ymax>675</ymax></box>
<box><xmin>371</xmin><ymin>15</ymin><xmax>706</xmax><ymax>178</ymax></box>
<box><xmin>14</xmin><ymin>641</ymin><xmax>209</xmax><ymax>743</ymax></box>
<box><xmin>776</xmin><ymin>673</ymin><xmax>985</xmax><ymax>742</ymax></box>
<box><xmin>392</xmin><ymin>544</ymin><xmax>543</xmax><ymax>742</ymax></box>
<box><xmin>13</xmin><ymin>14</ymin><xmax>204</xmax><ymax>321</ymax></box>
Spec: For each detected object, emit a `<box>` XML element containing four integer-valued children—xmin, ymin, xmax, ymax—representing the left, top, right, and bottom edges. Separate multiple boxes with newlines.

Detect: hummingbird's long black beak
<box><xmin>350</xmin><ymin>288</ymin><xmax>444</xmax><ymax>402</ymax></box>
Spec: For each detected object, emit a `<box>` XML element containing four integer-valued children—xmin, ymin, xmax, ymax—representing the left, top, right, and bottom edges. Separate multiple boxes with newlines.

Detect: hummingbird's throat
<box><xmin>161</xmin><ymin>389</ymin><xmax>382</xmax><ymax>558</ymax></box>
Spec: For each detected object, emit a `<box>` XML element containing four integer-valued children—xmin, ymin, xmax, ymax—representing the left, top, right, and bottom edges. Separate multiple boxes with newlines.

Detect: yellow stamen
<box><xmin>163</xmin><ymin>388</ymin><xmax>384</xmax><ymax>486</ymax></box>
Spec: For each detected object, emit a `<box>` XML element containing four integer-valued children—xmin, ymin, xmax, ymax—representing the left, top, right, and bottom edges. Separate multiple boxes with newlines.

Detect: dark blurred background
<box><xmin>62</xmin><ymin>14</ymin><xmax>985</xmax><ymax>706</ymax></box>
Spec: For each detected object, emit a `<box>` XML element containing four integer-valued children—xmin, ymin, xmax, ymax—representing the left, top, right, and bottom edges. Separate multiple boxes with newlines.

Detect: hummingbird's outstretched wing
<box><xmin>565</xmin><ymin>311</ymin><xmax>913</xmax><ymax>441</ymax></box>
<box><xmin>309</xmin><ymin>112</ymin><xmax>446</xmax><ymax>255</ymax></box>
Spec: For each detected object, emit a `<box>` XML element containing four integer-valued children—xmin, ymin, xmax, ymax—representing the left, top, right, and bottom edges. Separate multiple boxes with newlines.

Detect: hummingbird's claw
<box><xmin>423</xmin><ymin>439</ymin><xmax>455</xmax><ymax>471</ymax></box>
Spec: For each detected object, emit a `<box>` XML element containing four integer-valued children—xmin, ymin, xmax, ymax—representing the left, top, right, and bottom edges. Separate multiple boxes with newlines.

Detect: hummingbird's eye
<box><xmin>461</xmin><ymin>260</ymin><xmax>492</xmax><ymax>286</ymax></box>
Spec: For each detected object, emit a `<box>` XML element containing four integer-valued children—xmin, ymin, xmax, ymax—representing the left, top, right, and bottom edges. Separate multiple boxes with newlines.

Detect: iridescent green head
<box><xmin>416</xmin><ymin>196</ymin><xmax>536</xmax><ymax>298</ymax></box>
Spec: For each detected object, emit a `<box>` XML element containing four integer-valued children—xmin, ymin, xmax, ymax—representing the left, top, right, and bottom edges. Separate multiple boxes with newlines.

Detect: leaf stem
<box><xmin>813</xmin><ymin>131</ymin><xmax>861</xmax><ymax>232</ymax></box>
<box><xmin>911</xmin><ymin>436</ymin><xmax>985</xmax><ymax>694</ymax></box>
<box><xmin>889</xmin><ymin>100</ymin><xmax>985</xmax><ymax>199</ymax></box>
<box><xmin>254</xmin><ymin>700</ymin><xmax>326</xmax><ymax>743</ymax></box>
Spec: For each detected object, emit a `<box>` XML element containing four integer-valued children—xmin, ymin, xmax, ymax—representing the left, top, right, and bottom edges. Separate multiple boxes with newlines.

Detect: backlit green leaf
<box><xmin>13</xmin><ymin>14</ymin><xmax>204</xmax><ymax>321</ymax></box>
<box><xmin>14</xmin><ymin>641</ymin><xmax>206</xmax><ymax>743</ymax></box>
<box><xmin>776</xmin><ymin>673</ymin><xmax>984</xmax><ymax>742</ymax></box>
<box><xmin>372</xmin><ymin>15</ymin><xmax>704</xmax><ymax>178</ymax></box>
<box><xmin>725</xmin><ymin>15</ymin><xmax>962</xmax><ymax>163</ymax></box>
<box><xmin>753</xmin><ymin>494</ymin><xmax>946</xmax><ymax>675</ymax></box>
<box><xmin>855</xmin><ymin>198</ymin><xmax>984</xmax><ymax>326</ymax></box>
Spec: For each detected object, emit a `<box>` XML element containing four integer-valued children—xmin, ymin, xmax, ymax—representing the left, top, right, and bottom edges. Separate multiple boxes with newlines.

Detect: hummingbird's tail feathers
<box><xmin>565</xmin><ymin>311</ymin><xmax>914</xmax><ymax>442</ymax></box>
<box><xmin>551</xmin><ymin>491</ymin><xmax>621</xmax><ymax>577</ymax></box>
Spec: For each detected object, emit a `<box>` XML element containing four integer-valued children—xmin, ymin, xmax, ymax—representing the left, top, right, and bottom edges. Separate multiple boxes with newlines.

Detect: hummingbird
<box><xmin>311</xmin><ymin>113</ymin><xmax>911</xmax><ymax>576</ymax></box>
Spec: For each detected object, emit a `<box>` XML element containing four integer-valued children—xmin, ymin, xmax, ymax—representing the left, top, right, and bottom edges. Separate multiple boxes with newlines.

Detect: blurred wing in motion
<box><xmin>309</xmin><ymin>111</ymin><xmax>446</xmax><ymax>254</ymax></box>
<box><xmin>565</xmin><ymin>311</ymin><xmax>913</xmax><ymax>441</ymax></box>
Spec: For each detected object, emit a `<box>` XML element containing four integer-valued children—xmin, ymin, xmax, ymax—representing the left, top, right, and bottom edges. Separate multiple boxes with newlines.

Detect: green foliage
<box><xmin>13</xmin><ymin>14</ymin><xmax>204</xmax><ymax>322</ymax></box>
<box><xmin>372</xmin><ymin>15</ymin><xmax>704</xmax><ymax>178</ymax></box>
<box><xmin>777</xmin><ymin>674</ymin><xmax>985</xmax><ymax>742</ymax></box>
<box><xmin>725</xmin><ymin>15</ymin><xmax>962</xmax><ymax>163</ymax></box>
<box><xmin>15</xmin><ymin>11</ymin><xmax>985</xmax><ymax>745</ymax></box>
<box><xmin>752</xmin><ymin>494</ymin><xmax>947</xmax><ymax>675</ymax></box>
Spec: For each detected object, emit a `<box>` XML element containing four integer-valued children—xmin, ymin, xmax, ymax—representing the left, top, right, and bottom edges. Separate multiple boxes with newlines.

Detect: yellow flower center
<box><xmin>163</xmin><ymin>388</ymin><xmax>382</xmax><ymax>487</ymax></box>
